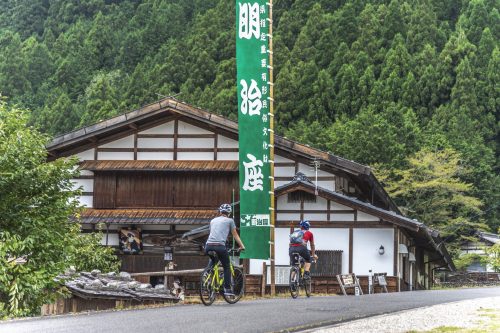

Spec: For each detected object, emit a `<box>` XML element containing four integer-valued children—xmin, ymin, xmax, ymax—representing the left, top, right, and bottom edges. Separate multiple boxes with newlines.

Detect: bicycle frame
<box><xmin>208</xmin><ymin>260</ymin><xmax>236</xmax><ymax>290</ymax></box>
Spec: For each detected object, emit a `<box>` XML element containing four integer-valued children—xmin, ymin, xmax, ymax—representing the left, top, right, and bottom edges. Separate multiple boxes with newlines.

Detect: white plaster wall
<box><xmin>249</xmin><ymin>259</ymin><xmax>269</xmax><ymax>274</ymax></box>
<box><xmin>79</xmin><ymin>170</ymin><xmax>94</xmax><ymax>176</ymax></box>
<box><xmin>76</xmin><ymin>196</ymin><xmax>93</xmax><ymax>208</ymax></box>
<box><xmin>178</xmin><ymin>121</ymin><xmax>212</xmax><ymax>134</ymax></box>
<box><xmin>357</xmin><ymin>211</ymin><xmax>380</xmax><ymax>222</ymax></box>
<box><xmin>177</xmin><ymin>152</ymin><xmax>214</xmax><ymax>160</ymax></box>
<box><xmin>303</xmin><ymin>197</ymin><xmax>328</xmax><ymax>210</ymax></box>
<box><xmin>137</xmin><ymin>152</ymin><xmax>174</xmax><ymax>160</ymax></box>
<box><xmin>275</xmin><ymin>166</ymin><xmax>295</xmax><ymax>177</ymax></box>
<box><xmin>331</xmin><ymin>213</ymin><xmax>355</xmax><ymax>221</ymax></box>
<box><xmin>100</xmin><ymin>135</ymin><xmax>134</xmax><ymax>149</ymax></box>
<box><xmin>297</xmin><ymin>163</ymin><xmax>332</xmax><ymax>177</ymax></box>
<box><xmin>250</xmin><ymin>228</ymin><xmax>350</xmax><ymax>275</ymax></box>
<box><xmin>330</xmin><ymin>202</ymin><xmax>351</xmax><ymax>210</ymax></box>
<box><xmin>353</xmin><ymin>228</ymin><xmax>394</xmax><ymax>275</ymax></box>
<box><xmin>275</xmin><ymin>155</ymin><xmax>295</xmax><ymax>163</ymax></box>
<box><xmin>140</xmin><ymin>122</ymin><xmax>175</xmax><ymax>134</ymax></box>
<box><xmin>75</xmin><ymin>149</ymin><xmax>95</xmax><ymax>161</ymax></box>
<box><xmin>97</xmin><ymin>152</ymin><xmax>134</xmax><ymax>160</ymax></box>
<box><xmin>277</xmin><ymin>213</ymin><xmax>301</xmax><ymax>221</ymax></box>
<box><xmin>317</xmin><ymin>180</ymin><xmax>335</xmax><ymax>191</ymax></box>
<box><xmin>274</xmin><ymin>180</ymin><xmax>289</xmax><ymax>187</ymax></box>
<box><xmin>72</xmin><ymin>179</ymin><xmax>93</xmax><ymax>192</ymax></box>
<box><xmin>313</xmin><ymin>228</ymin><xmax>350</xmax><ymax>274</ymax></box>
<box><xmin>137</xmin><ymin>137</ymin><xmax>174</xmax><ymax>149</ymax></box>
<box><xmin>305</xmin><ymin>213</ymin><xmax>328</xmax><ymax>221</ymax></box>
<box><xmin>276</xmin><ymin>196</ymin><xmax>300</xmax><ymax>210</ymax></box>
<box><xmin>217</xmin><ymin>152</ymin><xmax>239</xmax><ymax>160</ymax></box>
<box><xmin>178</xmin><ymin>138</ymin><xmax>214</xmax><ymax>149</ymax></box>
<box><xmin>217</xmin><ymin>135</ymin><xmax>238</xmax><ymax>148</ymax></box>
<box><xmin>101</xmin><ymin>233</ymin><xmax>119</xmax><ymax>246</ymax></box>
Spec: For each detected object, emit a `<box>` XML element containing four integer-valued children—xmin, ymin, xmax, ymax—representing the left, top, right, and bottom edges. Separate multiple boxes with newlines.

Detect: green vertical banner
<box><xmin>236</xmin><ymin>0</ymin><xmax>271</xmax><ymax>259</ymax></box>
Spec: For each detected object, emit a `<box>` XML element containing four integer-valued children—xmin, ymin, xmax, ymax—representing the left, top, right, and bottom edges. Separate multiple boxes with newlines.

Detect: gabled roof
<box><xmin>47</xmin><ymin>98</ymin><xmax>398</xmax><ymax>213</ymax></box>
<box><xmin>275</xmin><ymin>179</ymin><xmax>423</xmax><ymax>232</ymax></box>
<box><xmin>276</xmin><ymin>179</ymin><xmax>455</xmax><ymax>271</ymax></box>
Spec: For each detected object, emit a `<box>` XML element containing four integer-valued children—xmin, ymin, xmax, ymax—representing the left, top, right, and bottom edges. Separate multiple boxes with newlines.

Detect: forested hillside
<box><xmin>0</xmin><ymin>0</ymin><xmax>498</xmax><ymax>244</ymax></box>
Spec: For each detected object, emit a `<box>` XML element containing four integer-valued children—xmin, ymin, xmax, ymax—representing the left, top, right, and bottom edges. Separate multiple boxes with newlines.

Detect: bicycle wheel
<box><xmin>289</xmin><ymin>267</ymin><xmax>299</xmax><ymax>299</ymax></box>
<box><xmin>200</xmin><ymin>268</ymin><xmax>216</xmax><ymax>306</ymax></box>
<box><xmin>304</xmin><ymin>274</ymin><xmax>312</xmax><ymax>297</ymax></box>
<box><xmin>223</xmin><ymin>267</ymin><xmax>245</xmax><ymax>304</ymax></box>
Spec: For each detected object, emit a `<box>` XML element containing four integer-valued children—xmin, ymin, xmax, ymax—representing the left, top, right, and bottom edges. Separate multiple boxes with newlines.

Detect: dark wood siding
<box><xmin>93</xmin><ymin>172</ymin><xmax>116</xmax><ymax>208</ymax></box>
<box><xmin>310</xmin><ymin>250</ymin><xmax>343</xmax><ymax>277</ymax></box>
<box><xmin>94</xmin><ymin>171</ymin><xmax>239</xmax><ymax>209</ymax></box>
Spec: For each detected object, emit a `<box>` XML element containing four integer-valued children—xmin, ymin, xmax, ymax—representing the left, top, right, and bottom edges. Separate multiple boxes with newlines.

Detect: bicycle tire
<box><xmin>304</xmin><ymin>274</ymin><xmax>312</xmax><ymax>297</ymax></box>
<box><xmin>200</xmin><ymin>267</ymin><xmax>216</xmax><ymax>306</ymax></box>
<box><xmin>222</xmin><ymin>267</ymin><xmax>245</xmax><ymax>304</ymax></box>
<box><xmin>289</xmin><ymin>267</ymin><xmax>299</xmax><ymax>299</ymax></box>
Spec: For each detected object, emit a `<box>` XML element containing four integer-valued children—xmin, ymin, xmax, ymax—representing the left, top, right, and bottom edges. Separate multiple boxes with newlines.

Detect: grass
<box><xmin>407</xmin><ymin>308</ymin><xmax>500</xmax><ymax>333</ymax></box>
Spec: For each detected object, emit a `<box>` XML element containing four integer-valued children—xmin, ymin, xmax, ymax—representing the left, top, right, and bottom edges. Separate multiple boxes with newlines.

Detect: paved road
<box><xmin>2</xmin><ymin>287</ymin><xmax>499</xmax><ymax>333</ymax></box>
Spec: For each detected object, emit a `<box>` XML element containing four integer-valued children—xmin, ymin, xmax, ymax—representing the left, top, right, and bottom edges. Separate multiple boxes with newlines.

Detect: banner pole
<box><xmin>268</xmin><ymin>0</ymin><xmax>276</xmax><ymax>296</ymax></box>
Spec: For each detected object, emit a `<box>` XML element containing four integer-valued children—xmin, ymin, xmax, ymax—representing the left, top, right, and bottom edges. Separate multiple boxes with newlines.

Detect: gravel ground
<box><xmin>310</xmin><ymin>296</ymin><xmax>500</xmax><ymax>333</ymax></box>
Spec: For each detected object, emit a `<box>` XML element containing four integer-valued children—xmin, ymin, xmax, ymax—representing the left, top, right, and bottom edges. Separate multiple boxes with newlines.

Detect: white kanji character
<box><xmin>243</xmin><ymin>153</ymin><xmax>264</xmax><ymax>192</ymax></box>
<box><xmin>261</xmin><ymin>45</ymin><xmax>267</xmax><ymax>54</ymax></box>
<box><xmin>260</xmin><ymin>5</ymin><xmax>265</xmax><ymax>14</ymax></box>
<box><xmin>240</xmin><ymin>79</ymin><xmax>262</xmax><ymax>116</ymax></box>
<box><xmin>263</xmin><ymin>154</ymin><xmax>268</xmax><ymax>163</ymax></box>
<box><xmin>262</xmin><ymin>100</ymin><xmax>268</xmax><ymax>109</ymax></box>
<box><xmin>261</xmin><ymin>33</ymin><xmax>266</xmax><ymax>41</ymax></box>
<box><xmin>261</xmin><ymin>59</ymin><xmax>267</xmax><ymax>68</ymax></box>
<box><xmin>262</xmin><ymin>114</ymin><xmax>268</xmax><ymax>123</ymax></box>
<box><xmin>260</xmin><ymin>19</ymin><xmax>266</xmax><ymax>28</ymax></box>
<box><xmin>261</xmin><ymin>85</ymin><xmax>268</xmax><ymax>95</ymax></box>
<box><xmin>239</xmin><ymin>3</ymin><xmax>260</xmax><ymax>40</ymax></box>
<box><xmin>263</xmin><ymin>128</ymin><xmax>268</xmax><ymax>136</ymax></box>
<box><xmin>261</xmin><ymin>72</ymin><xmax>267</xmax><ymax>81</ymax></box>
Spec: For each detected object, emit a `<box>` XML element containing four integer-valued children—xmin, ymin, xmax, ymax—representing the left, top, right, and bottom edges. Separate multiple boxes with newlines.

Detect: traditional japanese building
<box><xmin>47</xmin><ymin>98</ymin><xmax>454</xmax><ymax>293</ymax></box>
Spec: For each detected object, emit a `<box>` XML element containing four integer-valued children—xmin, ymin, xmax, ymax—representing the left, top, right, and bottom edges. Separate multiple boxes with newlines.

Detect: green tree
<box><xmin>0</xmin><ymin>100</ymin><xmax>118</xmax><ymax>317</ymax></box>
<box><xmin>377</xmin><ymin>148</ymin><xmax>485</xmax><ymax>253</ymax></box>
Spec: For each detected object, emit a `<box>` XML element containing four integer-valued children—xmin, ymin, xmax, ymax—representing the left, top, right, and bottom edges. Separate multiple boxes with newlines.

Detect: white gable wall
<box><xmin>353</xmin><ymin>228</ymin><xmax>394</xmax><ymax>275</ymax></box>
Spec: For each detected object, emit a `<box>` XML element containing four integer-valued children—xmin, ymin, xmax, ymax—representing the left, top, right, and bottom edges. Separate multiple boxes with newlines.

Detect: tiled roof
<box><xmin>79</xmin><ymin>160</ymin><xmax>239</xmax><ymax>172</ymax></box>
<box><xmin>79</xmin><ymin>209</ymin><xmax>216</xmax><ymax>225</ymax></box>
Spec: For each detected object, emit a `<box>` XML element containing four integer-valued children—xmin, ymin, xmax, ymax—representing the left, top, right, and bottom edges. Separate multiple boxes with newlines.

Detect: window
<box><xmin>287</xmin><ymin>190</ymin><xmax>317</xmax><ymax>203</ymax></box>
<box><xmin>310</xmin><ymin>250</ymin><xmax>343</xmax><ymax>277</ymax></box>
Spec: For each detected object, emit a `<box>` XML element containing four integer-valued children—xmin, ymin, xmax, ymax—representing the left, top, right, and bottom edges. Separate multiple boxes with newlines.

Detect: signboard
<box><xmin>266</xmin><ymin>266</ymin><xmax>290</xmax><ymax>285</ymax></box>
<box><xmin>119</xmin><ymin>228</ymin><xmax>143</xmax><ymax>254</ymax></box>
<box><xmin>336</xmin><ymin>273</ymin><xmax>363</xmax><ymax>296</ymax></box>
<box><xmin>236</xmin><ymin>0</ymin><xmax>272</xmax><ymax>259</ymax></box>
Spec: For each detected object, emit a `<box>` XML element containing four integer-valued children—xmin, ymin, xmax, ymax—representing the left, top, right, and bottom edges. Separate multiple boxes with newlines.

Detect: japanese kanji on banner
<box><xmin>236</xmin><ymin>0</ymin><xmax>271</xmax><ymax>259</ymax></box>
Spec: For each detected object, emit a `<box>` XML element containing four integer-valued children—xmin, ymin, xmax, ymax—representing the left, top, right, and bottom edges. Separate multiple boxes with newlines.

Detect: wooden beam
<box><xmin>214</xmin><ymin>133</ymin><xmax>218</xmax><ymax>160</ymax></box>
<box><xmin>349</xmin><ymin>227</ymin><xmax>353</xmax><ymax>273</ymax></box>
<box><xmin>173</xmin><ymin>119</ymin><xmax>178</xmax><ymax>160</ymax></box>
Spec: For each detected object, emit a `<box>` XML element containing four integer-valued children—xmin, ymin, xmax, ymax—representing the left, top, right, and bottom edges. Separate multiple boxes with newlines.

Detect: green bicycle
<box><xmin>200</xmin><ymin>249</ymin><xmax>245</xmax><ymax>306</ymax></box>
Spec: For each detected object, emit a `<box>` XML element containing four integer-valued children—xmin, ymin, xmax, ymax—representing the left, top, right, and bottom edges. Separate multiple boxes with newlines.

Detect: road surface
<box><xmin>1</xmin><ymin>287</ymin><xmax>499</xmax><ymax>333</ymax></box>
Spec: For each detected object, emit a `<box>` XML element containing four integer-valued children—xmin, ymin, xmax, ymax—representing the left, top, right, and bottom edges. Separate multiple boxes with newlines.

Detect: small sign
<box><xmin>336</xmin><ymin>273</ymin><xmax>363</xmax><ymax>296</ymax></box>
<box><xmin>341</xmin><ymin>274</ymin><xmax>354</xmax><ymax>286</ymax></box>
<box><xmin>378</xmin><ymin>275</ymin><xmax>387</xmax><ymax>286</ymax></box>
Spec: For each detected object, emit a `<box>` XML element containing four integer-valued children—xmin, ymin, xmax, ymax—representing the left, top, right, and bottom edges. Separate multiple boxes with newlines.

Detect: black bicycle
<box><xmin>200</xmin><ymin>248</ymin><xmax>245</xmax><ymax>306</ymax></box>
<box><xmin>289</xmin><ymin>252</ymin><xmax>315</xmax><ymax>298</ymax></box>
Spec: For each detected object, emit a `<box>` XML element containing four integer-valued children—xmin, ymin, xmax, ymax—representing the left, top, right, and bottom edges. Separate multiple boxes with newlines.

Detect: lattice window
<box><xmin>310</xmin><ymin>250</ymin><xmax>343</xmax><ymax>277</ymax></box>
<box><xmin>287</xmin><ymin>190</ymin><xmax>317</xmax><ymax>203</ymax></box>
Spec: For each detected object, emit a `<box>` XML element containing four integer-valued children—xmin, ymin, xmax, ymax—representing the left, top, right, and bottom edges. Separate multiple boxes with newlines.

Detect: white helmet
<box><xmin>219</xmin><ymin>203</ymin><xmax>232</xmax><ymax>214</ymax></box>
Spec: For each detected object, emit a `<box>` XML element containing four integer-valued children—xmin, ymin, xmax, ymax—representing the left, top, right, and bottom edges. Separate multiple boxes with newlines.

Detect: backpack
<box><xmin>289</xmin><ymin>229</ymin><xmax>305</xmax><ymax>244</ymax></box>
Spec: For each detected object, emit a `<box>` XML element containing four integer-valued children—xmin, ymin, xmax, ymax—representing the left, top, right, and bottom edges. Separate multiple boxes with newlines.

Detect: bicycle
<box><xmin>200</xmin><ymin>248</ymin><xmax>245</xmax><ymax>306</ymax></box>
<box><xmin>289</xmin><ymin>252</ymin><xmax>315</xmax><ymax>298</ymax></box>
